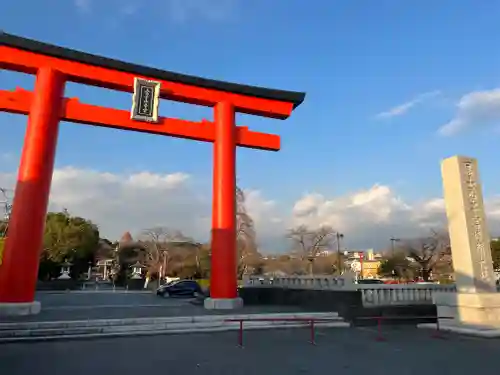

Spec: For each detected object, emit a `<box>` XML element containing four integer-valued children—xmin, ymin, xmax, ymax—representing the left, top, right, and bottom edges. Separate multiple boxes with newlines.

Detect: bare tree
<box><xmin>236</xmin><ymin>187</ymin><xmax>260</xmax><ymax>277</ymax></box>
<box><xmin>0</xmin><ymin>187</ymin><xmax>12</xmax><ymax>237</ymax></box>
<box><xmin>287</xmin><ymin>225</ymin><xmax>336</xmax><ymax>258</ymax></box>
<box><xmin>312</xmin><ymin>254</ymin><xmax>338</xmax><ymax>275</ymax></box>
<box><xmin>139</xmin><ymin>227</ymin><xmax>196</xmax><ymax>279</ymax></box>
<box><xmin>286</xmin><ymin>225</ymin><xmax>336</xmax><ymax>275</ymax></box>
<box><xmin>400</xmin><ymin>230</ymin><xmax>451</xmax><ymax>281</ymax></box>
<box><xmin>178</xmin><ymin>242</ymin><xmax>211</xmax><ymax>278</ymax></box>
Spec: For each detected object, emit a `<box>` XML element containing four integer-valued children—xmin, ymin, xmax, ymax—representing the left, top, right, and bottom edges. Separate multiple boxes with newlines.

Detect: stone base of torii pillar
<box><xmin>0</xmin><ymin>301</ymin><xmax>41</xmax><ymax>317</ymax></box>
<box><xmin>204</xmin><ymin>297</ymin><xmax>243</xmax><ymax>310</ymax></box>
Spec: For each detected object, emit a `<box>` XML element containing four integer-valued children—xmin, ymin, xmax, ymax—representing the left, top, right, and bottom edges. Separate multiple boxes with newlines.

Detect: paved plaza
<box><xmin>2</xmin><ymin>291</ymin><xmax>499</xmax><ymax>375</ymax></box>
<box><xmin>0</xmin><ymin>292</ymin><xmax>309</xmax><ymax>322</ymax></box>
<box><xmin>1</xmin><ymin>326</ymin><xmax>498</xmax><ymax>375</ymax></box>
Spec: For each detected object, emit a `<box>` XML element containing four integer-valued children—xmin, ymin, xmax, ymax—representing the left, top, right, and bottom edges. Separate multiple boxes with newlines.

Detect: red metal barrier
<box><xmin>225</xmin><ymin>315</ymin><xmax>452</xmax><ymax>347</ymax></box>
<box><xmin>356</xmin><ymin>315</ymin><xmax>453</xmax><ymax>341</ymax></box>
<box><xmin>238</xmin><ymin>320</ymin><xmax>243</xmax><ymax>347</ymax></box>
<box><xmin>223</xmin><ymin>317</ymin><xmax>339</xmax><ymax>348</ymax></box>
<box><xmin>310</xmin><ymin>319</ymin><xmax>316</xmax><ymax>345</ymax></box>
<box><xmin>376</xmin><ymin>317</ymin><xmax>386</xmax><ymax>341</ymax></box>
<box><xmin>430</xmin><ymin>317</ymin><xmax>450</xmax><ymax>339</ymax></box>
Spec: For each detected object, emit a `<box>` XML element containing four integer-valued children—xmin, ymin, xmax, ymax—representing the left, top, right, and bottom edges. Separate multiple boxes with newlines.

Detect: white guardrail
<box><xmin>243</xmin><ymin>276</ymin><xmax>458</xmax><ymax>307</ymax></box>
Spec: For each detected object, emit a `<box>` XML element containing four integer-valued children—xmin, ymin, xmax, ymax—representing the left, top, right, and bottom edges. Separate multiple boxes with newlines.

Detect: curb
<box><xmin>417</xmin><ymin>323</ymin><xmax>500</xmax><ymax>338</ymax></box>
<box><xmin>0</xmin><ymin>312</ymin><xmax>347</xmax><ymax>343</ymax></box>
<box><xmin>36</xmin><ymin>291</ymin><xmax>154</xmax><ymax>295</ymax></box>
<box><xmin>0</xmin><ymin>312</ymin><xmax>340</xmax><ymax>330</ymax></box>
<box><xmin>0</xmin><ymin>321</ymin><xmax>350</xmax><ymax>343</ymax></box>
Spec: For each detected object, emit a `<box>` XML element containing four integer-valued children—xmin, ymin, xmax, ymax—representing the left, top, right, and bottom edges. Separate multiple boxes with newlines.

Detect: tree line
<box><xmin>0</xmin><ymin>187</ymin><xmax>263</xmax><ymax>283</ymax></box>
<box><xmin>1</xmin><ymin>189</ymin><xmax>500</xmax><ymax>282</ymax></box>
<box><xmin>379</xmin><ymin>231</ymin><xmax>500</xmax><ymax>281</ymax></box>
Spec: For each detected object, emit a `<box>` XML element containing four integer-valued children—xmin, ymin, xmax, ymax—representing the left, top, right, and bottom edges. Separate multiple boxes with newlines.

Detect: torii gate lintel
<box><xmin>0</xmin><ymin>32</ymin><xmax>305</xmax><ymax>315</ymax></box>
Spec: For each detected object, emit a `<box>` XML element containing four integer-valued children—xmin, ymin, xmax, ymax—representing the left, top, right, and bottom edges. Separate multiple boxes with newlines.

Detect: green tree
<box><xmin>491</xmin><ymin>238</ymin><xmax>500</xmax><ymax>270</ymax></box>
<box><xmin>110</xmin><ymin>233</ymin><xmax>144</xmax><ymax>285</ymax></box>
<box><xmin>0</xmin><ymin>220</ymin><xmax>7</xmax><ymax>237</ymax></box>
<box><xmin>378</xmin><ymin>253</ymin><xmax>416</xmax><ymax>280</ymax></box>
<box><xmin>0</xmin><ymin>237</ymin><xmax>5</xmax><ymax>266</ymax></box>
<box><xmin>40</xmin><ymin>211</ymin><xmax>100</xmax><ymax>279</ymax></box>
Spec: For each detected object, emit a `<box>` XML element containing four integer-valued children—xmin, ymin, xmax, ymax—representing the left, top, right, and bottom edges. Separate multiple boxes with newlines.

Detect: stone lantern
<box><xmin>130</xmin><ymin>261</ymin><xmax>144</xmax><ymax>279</ymax></box>
<box><xmin>58</xmin><ymin>260</ymin><xmax>72</xmax><ymax>280</ymax></box>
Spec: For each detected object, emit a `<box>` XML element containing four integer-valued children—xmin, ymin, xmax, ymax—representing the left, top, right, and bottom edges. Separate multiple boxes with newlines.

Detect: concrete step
<box><xmin>0</xmin><ymin>311</ymin><xmax>339</xmax><ymax>330</ymax></box>
<box><xmin>0</xmin><ymin>312</ymin><xmax>348</xmax><ymax>342</ymax></box>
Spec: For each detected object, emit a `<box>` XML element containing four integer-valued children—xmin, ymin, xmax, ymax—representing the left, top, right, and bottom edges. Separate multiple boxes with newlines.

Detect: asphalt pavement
<box><xmin>0</xmin><ymin>292</ymin><xmax>308</xmax><ymax>322</ymax></box>
<box><xmin>1</xmin><ymin>326</ymin><xmax>498</xmax><ymax>375</ymax></box>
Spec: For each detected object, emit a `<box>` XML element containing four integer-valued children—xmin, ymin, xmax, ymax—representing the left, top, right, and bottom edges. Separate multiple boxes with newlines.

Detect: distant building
<box><xmin>317</xmin><ymin>250</ymin><xmax>335</xmax><ymax>256</ymax></box>
<box><xmin>343</xmin><ymin>249</ymin><xmax>383</xmax><ymax>261</ymax></box>
<box><xmin>361</xmin><ymin>260</ymin><xmax>382</xmax><ymax>279</ymax></box>
<box><xmin>343</xmin><ymin>249</ymin><xmax>382</xmax><ymax>279</ymax></box>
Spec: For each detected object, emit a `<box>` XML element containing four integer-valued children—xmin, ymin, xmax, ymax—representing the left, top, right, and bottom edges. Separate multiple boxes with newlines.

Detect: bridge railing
<box><xmin>243</xmin><ymin>275</ymin><xmax>356</xmax><ymax>290</ymax></box>
<box><xmin>242</xmin><ymin>276</ymin><xmax>459</xmax><ymax>306</ymax></box>
<box><xmin>356</xmin><ymin>284</ymin><xmax>456</xmax><ymax>306</ymax></box>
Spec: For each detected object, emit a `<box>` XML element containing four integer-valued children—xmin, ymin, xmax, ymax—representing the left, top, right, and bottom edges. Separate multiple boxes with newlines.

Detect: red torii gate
<box><xmin>0</xmin><ymin>32</ymin><xmax>304</xmax><ymax>315</ymax></box>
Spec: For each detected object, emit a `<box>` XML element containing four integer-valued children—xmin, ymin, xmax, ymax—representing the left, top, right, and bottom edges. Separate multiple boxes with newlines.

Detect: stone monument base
<box><xmin>0</xmin><ymin>301</ymin><xmax>41</xmax><ymax>317</ymax></box>
<box><xmin>418</xmin><ymin>292</ymin><xmax>500</xmax><ymax>337</ymax></box>
<box><xmin>204</xmin><ymin>297</ymin><xmax>243</xmax><ymax>310</ymax></box>
<box><xmin>418</xmin><ymin>322</ymin><xmax>500</xmax><ymax>338</ymax></box>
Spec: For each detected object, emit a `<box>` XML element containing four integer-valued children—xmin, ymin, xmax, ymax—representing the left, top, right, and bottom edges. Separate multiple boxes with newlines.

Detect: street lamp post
<box><xmin>390</xmin><ymin>237</ymin><xmax>400</xmax><ymax>256</ymax></box>
<box><xmin>336</xmin><ymin>232</ymin><xmax>344</xmax><ymax>275</ymax></box>
<box><xmin>307</xmin><ymin>255</ymin><xmax>315</xmax><ymax>275</ymax></box>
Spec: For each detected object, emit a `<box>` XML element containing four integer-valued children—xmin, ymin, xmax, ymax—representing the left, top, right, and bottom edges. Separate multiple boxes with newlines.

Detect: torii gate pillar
<box><xmin>0</xmin><ymin>32</ymin><xmax>305</xmax><ymax>315</ymax></box>
<box><xmin>0</xmin><ymin>68</ymin><xmax>65</xmax><ymax>315</ymax></box>
<box><xmin>205</xmin><ymin>101</ymin><xmax>240</xmax><ymax>309</ymax></box>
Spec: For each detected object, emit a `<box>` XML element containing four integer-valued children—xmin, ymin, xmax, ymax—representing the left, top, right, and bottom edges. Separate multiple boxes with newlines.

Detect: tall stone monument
<box><xmin>433</xmin><ymin>155</ymin><xmax>500</xmax><ymax>336</ymax></box>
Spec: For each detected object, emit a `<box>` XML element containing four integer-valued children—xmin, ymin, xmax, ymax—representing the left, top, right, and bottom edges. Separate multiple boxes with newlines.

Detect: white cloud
<box><xmin>74</xmin><ymin>0</ymin><xmax>237</xmax><ymax>22</ymax></box>
<box><xmin>165</xmin><ymin>0</ymin><xmax>237</xmax><ymax>23</ymax></box>
<box><xmin>291</xmin><ymin>185</ymin><xmax>416</xmax><ymax>250</ymax></box>
<box><xmin>0</xmin><ymin>167</ymin><xmax>209</xmax><ymax>241</ymax></box>
<box><xmin>74</xmin><ymin>0</ymin><xmax>91</xmax><ymax>13</ymax></box>
<box><xmin>74</xmin><ymin>0</ymin><xmax>140</xmax><ymax>16</ymax></box>
<box><xmin>120</xmin><ymin>3</ymin><xmax>139</xmax><ymax>15</ymax></box>
<box><xmin>375</xmin><ymin>90</ymin><xmax>441</xmax><ymax>120</ymax></box>
<box><xmin>438</xmin><ymin>89</ymin><xmax>500</xmax><ymax>136</ymax></box>
<box><xmin>290</xmin><ymin>185</ymin><xmax>500</xmax><ymax>251</ymax></box>
<box><xmin>0</xmin><ymin>153</ymin><xmax>14</xmax><ymax>162</ymax></box>
<box><xmin>2</xmin><ymin>167</ymin><xmax>500</xmax><ymax>253</ymax></box>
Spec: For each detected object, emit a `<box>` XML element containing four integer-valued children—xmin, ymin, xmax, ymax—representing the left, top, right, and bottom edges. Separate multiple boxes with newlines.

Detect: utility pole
<box><xmin>390</xmin><ymin>237</ymin><xmax>400</xmax><ymax>256</ymax></box>
<box><xmin>336</xmin><ymin>232</ymin><xmax>344</xmax><ymax>275</ymax></box>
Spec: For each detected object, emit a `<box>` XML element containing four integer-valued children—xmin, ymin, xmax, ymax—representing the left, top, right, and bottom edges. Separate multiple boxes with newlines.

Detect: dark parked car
<box><xmin>356</xmin><ymin>279</ymin><xmax>384</xmax><ymax>285</ymax></box>
<box><xmin>156</xmin><ymin>280</ymin><xmax>203</xmax><ymax>298</ymax></box>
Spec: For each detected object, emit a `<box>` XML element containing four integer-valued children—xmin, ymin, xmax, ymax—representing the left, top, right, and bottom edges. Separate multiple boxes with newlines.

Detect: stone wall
<box><xmin>239</xmin><ymin>287</ymin><xmax>437</xmax><ymax>325</ymax></box>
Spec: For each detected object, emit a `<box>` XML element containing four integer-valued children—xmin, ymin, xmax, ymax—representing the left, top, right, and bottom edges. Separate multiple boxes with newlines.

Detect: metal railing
<box><xmin>224</xmin><ymin>317</ymin><xmax>340</xmax><ymax>347</ymax></box>
<box><xmin>243</xmin><ymin>275</ymin><xmax>463</xmax><ymax>306</ymax></box>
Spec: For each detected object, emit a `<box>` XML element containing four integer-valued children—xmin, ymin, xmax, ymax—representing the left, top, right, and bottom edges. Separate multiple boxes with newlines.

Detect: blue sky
<box><xmin>2</xmin><ymin>0</ymin><xmax>500</xmax><ymax>249</ymax></box>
